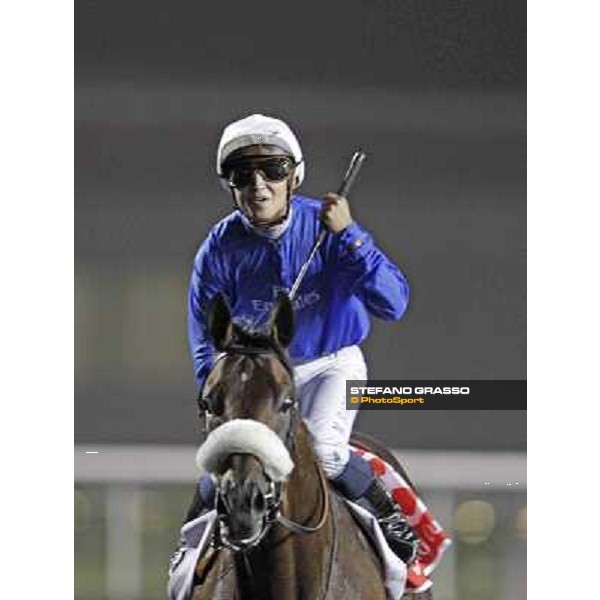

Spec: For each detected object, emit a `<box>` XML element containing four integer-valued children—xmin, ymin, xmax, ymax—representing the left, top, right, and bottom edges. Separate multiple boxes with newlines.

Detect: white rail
<box><xmin>75</xmin><ymin>445</ymin><xmax>526</xmax><ymax>490</ymax></box>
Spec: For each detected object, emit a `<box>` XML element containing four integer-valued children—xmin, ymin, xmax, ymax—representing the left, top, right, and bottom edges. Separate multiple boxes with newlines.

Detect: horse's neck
<box><xmin>233</xmin><ymin>422</ymin><xmax>332</xmax><ymax>600</ymax></box>
<box><xmin>285</xmin><ymin>422</ymin><xmax>327</xmax><ymax>524</ymax></box>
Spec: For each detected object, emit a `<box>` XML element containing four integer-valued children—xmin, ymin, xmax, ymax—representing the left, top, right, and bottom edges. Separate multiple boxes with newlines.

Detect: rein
<box><xmin>275</xmin><ymin>461</ymin><xmax>330</xmax><ymax>535</ymax></box>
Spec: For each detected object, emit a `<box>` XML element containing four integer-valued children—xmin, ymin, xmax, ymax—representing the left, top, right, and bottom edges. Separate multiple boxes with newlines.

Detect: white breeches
<box><xmin>293</xmin><ymin>345</ymin><xmax>368</xmax><ymax>478</ymax></box>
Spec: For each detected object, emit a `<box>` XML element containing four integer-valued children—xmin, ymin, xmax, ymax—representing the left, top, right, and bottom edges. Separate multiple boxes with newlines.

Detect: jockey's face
<box><xmin>225</xmin><ymin>145</ymin><xmax>297</xmax><ymax>226</ymax></box>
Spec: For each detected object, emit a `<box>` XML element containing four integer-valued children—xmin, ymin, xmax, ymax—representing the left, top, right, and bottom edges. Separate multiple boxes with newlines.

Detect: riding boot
<box><xmin>170</xmin><ymin>474</ymin><xmax>217</xmax><ymax>575</ymax></box>
<box><xmin>362</xmin><ymin>477</ymin><xmax>419</xmax><ymax>565</ymax></box>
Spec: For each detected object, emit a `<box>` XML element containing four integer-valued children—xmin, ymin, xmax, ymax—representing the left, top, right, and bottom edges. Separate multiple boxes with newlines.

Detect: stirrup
<box><xmin>378</xmin><ymin>513</ymin><xmax>419</xmax><ymax>564</ymax></box>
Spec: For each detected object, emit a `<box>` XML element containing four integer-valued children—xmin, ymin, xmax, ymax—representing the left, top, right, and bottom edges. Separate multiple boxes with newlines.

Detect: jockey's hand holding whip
<box><xmin>289</xmin><ymin>150</ymin><xmax>366</xmax><ymax>300</ymax></box>
<box><xmin>320</xmin><ymin>192</ymin><xmax>354</xmax><ymax>233</ymax></box>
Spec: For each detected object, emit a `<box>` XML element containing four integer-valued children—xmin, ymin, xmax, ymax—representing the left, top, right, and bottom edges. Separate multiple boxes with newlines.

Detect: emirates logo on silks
<box><xmin>251</xmin><ymin>290</ymin><xmax>321</xmax><ymax>315</ymax></box>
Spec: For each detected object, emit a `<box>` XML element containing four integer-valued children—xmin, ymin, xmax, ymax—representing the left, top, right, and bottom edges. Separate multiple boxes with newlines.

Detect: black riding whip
<box><xmin>289</xmin><ymin>150</ymin><xmax>366</xmax><ymax>301</ymax></box>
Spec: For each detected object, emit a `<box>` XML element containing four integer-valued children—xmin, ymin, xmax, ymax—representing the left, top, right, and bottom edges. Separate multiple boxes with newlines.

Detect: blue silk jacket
<box><xmin>188</xmin><ymin>195</ymin><xmax>409</xmax><ymax>388</ymax></box>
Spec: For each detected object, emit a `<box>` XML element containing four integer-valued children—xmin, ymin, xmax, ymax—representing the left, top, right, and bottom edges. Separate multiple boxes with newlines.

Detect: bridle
<box><xmin>198</xmin><ymin>333</ymin><xmax>330</xmax><ymax>553</ymax></box>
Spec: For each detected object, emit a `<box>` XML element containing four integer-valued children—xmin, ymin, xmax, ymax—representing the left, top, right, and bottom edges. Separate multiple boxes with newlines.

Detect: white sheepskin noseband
<box><xmin>196</xmin><ymin>419</ymin><xmax>294</xmax><ymax>482</ymax></box>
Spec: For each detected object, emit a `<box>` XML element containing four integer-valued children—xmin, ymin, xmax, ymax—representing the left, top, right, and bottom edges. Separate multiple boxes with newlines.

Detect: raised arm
<box><xmin>320</xmin><ymin>193</ymin><xmax>409</xmax><ymax>321</ymax></box>
<box><xmin>334</xmin><ymin>221</ymin><xmax>409</xmax><ymax>320</ymax></box>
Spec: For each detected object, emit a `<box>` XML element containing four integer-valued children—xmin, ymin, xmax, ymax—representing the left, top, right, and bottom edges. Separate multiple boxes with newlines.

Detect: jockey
<box><xmin>186</xmin><ymin>113</ymin><xmax>418</xmax><ymax>564</ymax></box>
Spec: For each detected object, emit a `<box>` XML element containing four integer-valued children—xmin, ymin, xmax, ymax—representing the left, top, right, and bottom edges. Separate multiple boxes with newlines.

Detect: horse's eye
<box><xmin>201</xmin><ymin>391</ymin><xmax>224</xmax><ymax>415</ymax></box>
<box><xmin>280</xmin><ymin>396</ymin><xmax>295</xmax><ymax>413</ymax></box>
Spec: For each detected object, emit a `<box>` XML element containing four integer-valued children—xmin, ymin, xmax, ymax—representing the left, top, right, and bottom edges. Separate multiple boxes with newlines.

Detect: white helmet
<box><xmin>216</xmin><ymin>114</ymin><xmax>305</xmax><ymax>187</ymax></box>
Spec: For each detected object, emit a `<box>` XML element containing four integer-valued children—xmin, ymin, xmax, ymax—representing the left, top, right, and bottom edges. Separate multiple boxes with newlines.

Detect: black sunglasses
<box><xmin>224</xmin><ymin>157</ymin><xmax>296</xmax><ymax>189</ymax></box>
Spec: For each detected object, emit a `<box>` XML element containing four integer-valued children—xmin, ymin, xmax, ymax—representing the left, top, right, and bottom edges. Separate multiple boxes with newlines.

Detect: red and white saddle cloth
<box><xmin>351</xmin><ymin>447</ymin><xmax>452</xmax><ymax>593</ymax></box>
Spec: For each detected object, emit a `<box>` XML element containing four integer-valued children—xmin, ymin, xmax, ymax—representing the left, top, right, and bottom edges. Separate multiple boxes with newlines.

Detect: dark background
<box><xmin>75</xmin><ymin>0</ymin><xmax>526</xmax><ymax>450</ymax></box>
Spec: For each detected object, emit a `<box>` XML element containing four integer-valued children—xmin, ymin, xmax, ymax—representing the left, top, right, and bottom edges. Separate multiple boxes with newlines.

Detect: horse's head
<box><xmin>195</xmin><ymin>293</ymin><xmax>297</xmax><ymax>551</ymax></box>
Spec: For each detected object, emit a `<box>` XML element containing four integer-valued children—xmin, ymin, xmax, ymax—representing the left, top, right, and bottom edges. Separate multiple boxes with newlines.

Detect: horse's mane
<box><xmin>227</xmin><ymin>323</ymin><xmax>293</xmax><ymax>376</ymax></box>
<box><xmin>230</xmin><ymin>323</ymin><xmax>275</xmax><ymax>350</ymax></box>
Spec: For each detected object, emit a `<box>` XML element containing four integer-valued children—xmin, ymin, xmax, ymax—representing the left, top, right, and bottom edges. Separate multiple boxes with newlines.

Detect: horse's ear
<box><xmin>269</xmin><ymin>293</ymin><xmax>294</xmax><ymax>348</ymax></box>
<box><xmin>207</xmin><ymin>293</ymin><xmax>233</xmax><ymax>351</ymax></box>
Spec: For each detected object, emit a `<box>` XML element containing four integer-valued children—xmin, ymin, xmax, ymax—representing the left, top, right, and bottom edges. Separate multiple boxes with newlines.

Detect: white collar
<box><xmin>240</xmin><ymin>205</ymin><xmax>293</xmax><ymax>240</ymax></box>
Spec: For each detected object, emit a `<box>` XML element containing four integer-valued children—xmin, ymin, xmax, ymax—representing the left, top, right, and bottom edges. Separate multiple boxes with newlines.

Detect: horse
<box><xmin>188</xmin><ymin>293</ymin><xmax>432</xmax><ymax>600</ymax></box>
